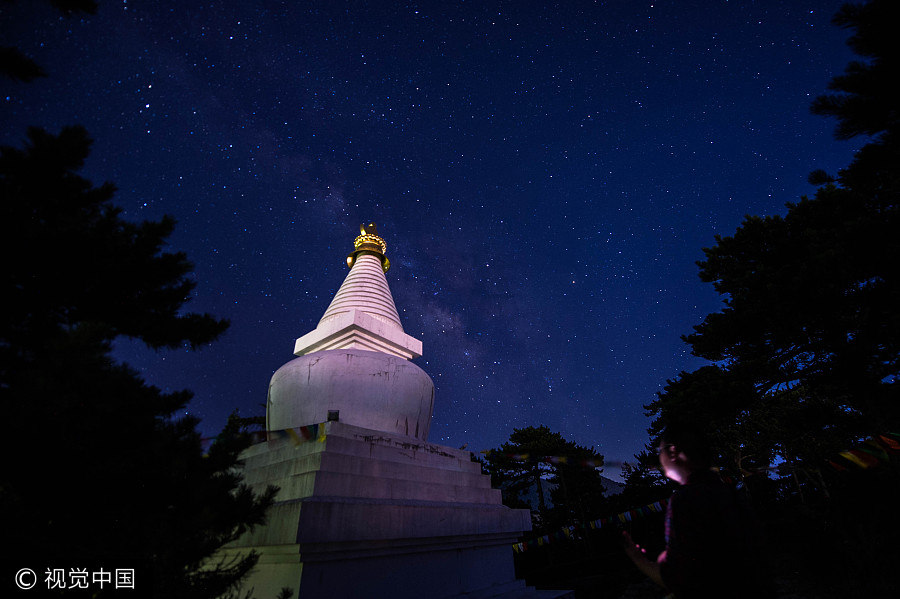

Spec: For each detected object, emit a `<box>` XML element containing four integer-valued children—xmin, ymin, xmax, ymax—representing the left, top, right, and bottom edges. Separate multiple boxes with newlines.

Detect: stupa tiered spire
<box><xmin>293</xmin><ymin>223</ymin><xmax>422</xmax><ymax>359</ymax></box>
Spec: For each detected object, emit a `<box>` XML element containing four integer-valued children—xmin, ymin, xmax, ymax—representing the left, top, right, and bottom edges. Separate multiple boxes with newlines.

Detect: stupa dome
<box><xmin>267</xmin><ymin>349</ymin><xmax>434</xmax><ymax>440</ymax></box>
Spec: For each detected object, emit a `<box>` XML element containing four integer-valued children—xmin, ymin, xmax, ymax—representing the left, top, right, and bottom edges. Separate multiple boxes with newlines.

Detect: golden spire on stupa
<box><xmin>347</xmin><ymin>222</ymin><xmax>390</xmax><ymax>272</ymax></box>
<box><xmin>291</xmin><ymin>222</ymin><xmax>422</xmax><ymax>360</ymax></box>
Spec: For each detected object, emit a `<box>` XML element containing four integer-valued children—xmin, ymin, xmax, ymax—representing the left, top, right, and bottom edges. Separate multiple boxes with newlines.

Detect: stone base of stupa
<box><xmin>216</xmin><ymin>421</ymin><xmax>570</xmax><ymax>599</ymax></box>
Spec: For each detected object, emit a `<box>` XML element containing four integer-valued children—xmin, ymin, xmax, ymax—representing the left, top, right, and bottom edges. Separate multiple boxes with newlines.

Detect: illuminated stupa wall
<box><xmin>214</xmin><ymin>224</ymin><xmax>566</xmax><ymax>599</ymax></box>
<box><xmin>266</xmin><ymin>223</ymin><xmax>434</xmax><ymax>440</ymax></box>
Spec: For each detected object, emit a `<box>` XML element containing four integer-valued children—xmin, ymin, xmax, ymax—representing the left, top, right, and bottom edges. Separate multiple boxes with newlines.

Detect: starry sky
<box><xmin>2</xmin><ymin>0</ymin><xmax>864</xmax><ymax>477</ymax></box>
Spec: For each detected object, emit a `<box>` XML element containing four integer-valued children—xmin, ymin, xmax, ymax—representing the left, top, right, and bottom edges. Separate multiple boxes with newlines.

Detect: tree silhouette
<box><xmin>482</xmin><ymin>425</ymin><xmax>606</xmax><ymax>530</ymax></box>
<box><xmin>617</xmin><ymin>450</ymin><xmax>670</xmax><ymax>507</ymax></box>
<box><xmin>811</xmin><ymin>0</ymin><xmax>898</xmax><ymax>143</ymax></box>
<box><xmin>0</xmin><ymin>126</ymin><xmax>276</xmax><ymax>598</ymax></box>
<box><xmin>1</xmin><ymin>0</ymin><xmax>98</xmax><ymax>82</ymax></box>
<box><xmin>649</xmin><ymin>0</ymin><xmax>900</xmax><ymax>479</ymax></box>
<box><xmin>644</xmin><ymin>5</ymin><xmax>900</xmax><ymax>594</ymax></box>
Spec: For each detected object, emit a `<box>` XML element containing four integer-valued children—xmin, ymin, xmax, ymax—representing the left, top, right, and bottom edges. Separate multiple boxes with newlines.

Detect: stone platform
<box><xmin>218</xmin><ymin>421</ymin><xmax>570</xmax><ymax>599</ymax></box>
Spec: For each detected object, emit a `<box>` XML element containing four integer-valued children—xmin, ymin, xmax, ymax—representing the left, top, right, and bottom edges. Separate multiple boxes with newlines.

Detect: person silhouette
<box><xmin>622</xmin><ymin>425</ymin><xmax>773</xmax><ymax>598</ymax></box>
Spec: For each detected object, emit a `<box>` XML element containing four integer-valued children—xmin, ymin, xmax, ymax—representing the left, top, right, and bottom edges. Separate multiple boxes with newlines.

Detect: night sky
<box><xmin>2</xmin><ymin>1</ymin><xmax>863</xmax><ymax>477</ymax></box>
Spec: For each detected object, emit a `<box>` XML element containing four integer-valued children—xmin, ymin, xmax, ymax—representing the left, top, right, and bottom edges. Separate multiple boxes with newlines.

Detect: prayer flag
<box><xmin>849</xmin><ymin>449</ymin><xmax>878</xmax><ymax>467</ymax></box>
<box><xmin>860</xmin><ymin>440</ymin><xmax>888</xmax><ymax>460</ymax></box>
<box><xmin>878</xmin><ymin>435</ymin><xmax>900</xmax><ymax>451</ymax></box>
<box><xmin>286</xmin><ymin>428</ymin><xmax>302</xmax><ymax>446</ymax></box>
<box><xmin>839</xmin><ymin>450</ymin><xmax>873</xmax><ymax>468</ymax></box>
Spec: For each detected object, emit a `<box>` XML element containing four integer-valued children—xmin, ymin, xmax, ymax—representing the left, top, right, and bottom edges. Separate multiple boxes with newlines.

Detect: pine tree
<box><xmin>482</xmin><ymin>426</ymin><xmax>606</xmax><ymax>530</ymax></box>
<box><xmin>649</xmin><ymin>0</ymin><xmax>900</xmax><ymax>476</ymax></box>
<box><xmin>1</xmin><ymin>0</ymin><xmax>98</xmax><ymax>82</ymax></box>
<box><xmin>0</xmin><ymin>126</ymin><xmax>276</xmax><ymax>598</ymax></box>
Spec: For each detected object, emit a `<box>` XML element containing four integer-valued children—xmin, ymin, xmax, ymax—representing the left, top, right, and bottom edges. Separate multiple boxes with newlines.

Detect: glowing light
<box><xmin>353</xmin><ymin>233</ymin><xmax>387</xmax><ymax>254</ymax></box>
<box><xmin>346</xmin><ymin>223</ymin><xmax>390</xmax><ymax>272</ymax></box>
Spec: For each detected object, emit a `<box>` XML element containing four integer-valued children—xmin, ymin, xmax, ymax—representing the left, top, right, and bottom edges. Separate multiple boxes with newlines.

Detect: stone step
<box><xmin>318</xmin><ymin>450</ymin><xmax>492</xmax><ymax>488</ymax></box>
<box><xmin>240</xmin><ymin>428</ymin><xmax>484</xmax><ymax>477</ymax></box>
<box><xmin>232</xmin><ymin>496</ymin><xmax>530</xmax><ymax>548</ymax></box>
<box><xmin>294</xmin><ymin>496</ymin><xmax>530</xmax><ymax>544</ymax></box>
<box><xmin>241</xmin><ymin>422</ymin><xmax>481</xmax><ymax>469</ymax></box>
<box><xmin>322</xmin><ymin>431</ymin><xmax>483</xmax><ymax>473</ymax></box>
<box><xmin>242</xmin><ymin>452</ymin><xmax>322</xmax><ymax>487</ymax></box>
<box><xmin>269</xmin><ymin>469</ymin><xmax>501</xmax><ymax>504</ymax></box>
<box><xmin>242</xmin><ymin>442</ymin><xmax>493</xmax><ymax>493</ymax></box>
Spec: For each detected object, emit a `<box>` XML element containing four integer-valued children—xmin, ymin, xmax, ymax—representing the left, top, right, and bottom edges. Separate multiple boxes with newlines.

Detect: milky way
<box><xmin>2</xmin><ymin>1</ymin><xmax>863</xmax><ymax>476</ymax></box>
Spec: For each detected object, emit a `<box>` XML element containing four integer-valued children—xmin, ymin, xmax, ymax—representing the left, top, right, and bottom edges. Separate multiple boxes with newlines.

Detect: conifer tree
<box><xmin>1</xmin><ymin>0</ymin><xmax>98</xmax><ymax>82</ymax></box>
<box><xmin>648</xmin><ymin>0</ymin><xmax>899</xmax><ymax>475</ymax></box>
<box><xmin>0</xmin><ymin>126</ymin><xmax>276</xmax><ymax>598</ymax></box>
<box><xmin>482</xmin><ymin>426</ymin><xmax>606</xmax><ymax>530</ymax></box>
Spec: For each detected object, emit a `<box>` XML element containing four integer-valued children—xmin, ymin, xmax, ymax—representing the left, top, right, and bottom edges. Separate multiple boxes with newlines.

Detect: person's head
<box><xmin>657</xmin><ymin>424</ymin><xmax>712</xmax><ymax>484</ymax></box>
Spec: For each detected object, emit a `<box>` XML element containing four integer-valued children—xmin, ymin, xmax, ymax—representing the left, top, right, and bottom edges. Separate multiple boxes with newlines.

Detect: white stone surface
<box><xmin>217</xmin><ymin>422</ymin><xmax>569</xmax><ymax>599</ymax></box>
<box><xmin>293</xmin><ymin>308</ymin><xmax>422</xmax><ymax>359</ymax></box>
<box><xmin>267</xmin><ymin>349</ymin><xmax>434</xmax><ymax>441</ymax></box>
<box><xmin>320</xmin><ymin>253</ymin><xmax>401</xmax><ymax>328</ymax></box>
<box><xmin>294</xmin><ymin>254</ymin><xmax>422</xmax><ymax>359</ymax></box>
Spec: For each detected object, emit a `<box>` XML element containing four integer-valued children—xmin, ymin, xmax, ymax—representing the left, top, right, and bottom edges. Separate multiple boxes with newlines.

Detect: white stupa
<box><xmin>267</xmin><ymin>223</ymin><xmax>434</xmax><ymax>440</ymax></box>
<box><xmin>215</xmin><ymin>224</ymin><xmax>569</xmax><ymax>599</ymax></box>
